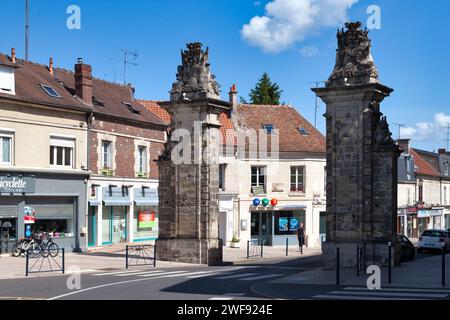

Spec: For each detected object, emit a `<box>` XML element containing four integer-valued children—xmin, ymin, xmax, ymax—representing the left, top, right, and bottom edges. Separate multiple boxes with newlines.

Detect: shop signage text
<box><xmin>0</xmin><ymin>176</ymin><xmax>35</xmax><ymax>194</ymax></box>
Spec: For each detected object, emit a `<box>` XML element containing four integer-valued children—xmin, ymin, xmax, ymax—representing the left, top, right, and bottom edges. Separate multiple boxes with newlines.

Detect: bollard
<box><xmin>442</xmin><ymin>247</ymin><xmax>446</xmax><ymax>287</ymax></box>
<box><xmin>261</xmin><ymin>239</ymin><xmax>263</xmax><ymax>258</ymax></box>
<box><xmin>154</xmin><ymin>242</ymin><xmax>157</xmax><ymax>268</ymax></box>
<box><xmin>25</xmin><ymin>249</ymin><xmax>29</xmax><ymax>277</ymax></box>
<box><xmin>62</xmin><ymin>248</ymin><xmax>65</xmax><ymax>274</ymax></box>
<box><xmin>286</xmin><ymin>238</ymin><xmax>289</xmax><ymax>257</ymax></box>
<box><xmin>336</xmin><ymin>247</ymin><xmax>340</xmax><ymax>286</ymax></box>
<box><xmin>388</xmin><ymin>242</ymin><xmax>392</xmax><ymax>285</ymax></box>
<box><xmin>126</xmin><ymin>245</ymin><xmax>129</xmax><ymax>269</ymax></box>
<box><xmin>247</xmin><ymin>241</ymin><xmax>250</xmax><ymax>259</ymax></box>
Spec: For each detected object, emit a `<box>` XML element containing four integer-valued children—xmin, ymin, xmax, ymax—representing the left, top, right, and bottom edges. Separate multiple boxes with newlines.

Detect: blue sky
<box><xmin>1</xmin><ymin>0</ymin><xmax>449</xmax><ymax>152</ymax></box>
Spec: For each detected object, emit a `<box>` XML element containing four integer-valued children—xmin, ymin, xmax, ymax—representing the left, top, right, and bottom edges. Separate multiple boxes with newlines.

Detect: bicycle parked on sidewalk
<box><xmin>11</xmin><ymin>232</ymin><xmax>59</xmax><ymax>258</ymax></box>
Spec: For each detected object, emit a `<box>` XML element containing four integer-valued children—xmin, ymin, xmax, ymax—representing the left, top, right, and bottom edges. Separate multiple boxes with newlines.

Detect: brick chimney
<box><xmin>439</xmin><ymin>148</ymin><xmax>447</xmax><ymax>154</ymax></box>
<box><xmin>10</xmin><ymin>48</ymin><xmax>16</xmax><ymax>63</ymax></box>
<box><xmin>397</xmin><ymin>139</ymin><xmax>410</xmax><ymax>153</ymax></box>
<box><xmin>75</xmin><ymin>58</ymin><xmax>92</xmax><ymax>105</ymax></box>
<box><xmin>228</xmin><ymin>84</ymin><xmax>238</xmax><ymax>105</ymax></box>
<box><xmin>49</xmin><ymin>57</ymin><xmax>54</xmax><ymax>75</ymax></box>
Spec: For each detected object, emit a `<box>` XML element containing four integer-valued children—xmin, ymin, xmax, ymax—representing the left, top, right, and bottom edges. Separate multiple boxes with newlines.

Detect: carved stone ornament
<box><xmin>374</xmin><ymin>116</ymin><xmax>395</xmax><ymax>150</ymax></box>
<box><xmin>170</xmin><ymin>42</ymin><xmax>221</xmax><ymax>101</ymax></box>
<box><xmin>327</xmin><ymin>21</ymin><xmax>379</xmax><ymax>87</ymax></box>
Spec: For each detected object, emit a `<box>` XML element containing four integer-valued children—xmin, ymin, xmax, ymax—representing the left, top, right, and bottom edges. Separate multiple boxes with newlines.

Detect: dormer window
<box><xmin>40</xmin><ymin>84</ymin><xmax>61</xmax><ymax>98</ymax></box>
<box><xmin>123</xmin><ymin>101</ymin><xmax>140</xmax><ymax>114</ymax></box>
<box><xmin>298</xmin><ymin>127</ymin><xmax>310</xmax><ymax>136</ymax></box>
<box><xmin>263</xmin><ymin>124</ymin><xmax>274</xmax><ymax>134</ymax></box>
<box><xmin>0</xmin><ymin>65</ymin><xmax>15</xmax><ymax>95</ymax></box>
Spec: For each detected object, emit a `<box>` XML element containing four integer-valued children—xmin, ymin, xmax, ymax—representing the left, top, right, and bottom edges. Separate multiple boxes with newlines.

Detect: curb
<box><xmin>249</xmin><ymin>283</ymin><xmax>286</xmax><ymax>300</ymax></box>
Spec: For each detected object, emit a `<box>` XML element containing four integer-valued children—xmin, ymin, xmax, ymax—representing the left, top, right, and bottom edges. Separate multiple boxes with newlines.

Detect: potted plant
<box><xmin>230</xmin><ymin>235</ymin><xmax>241</xmax><ymax>248</ymax></box>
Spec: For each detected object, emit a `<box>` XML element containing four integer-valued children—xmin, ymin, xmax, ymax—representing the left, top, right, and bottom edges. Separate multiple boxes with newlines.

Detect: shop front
<box><xmin>87</xmin><ymin>183</ymin><xmax>159</xmax><ymax>247</ymax></box>
<box><xmin>249</xmin><ymin>202</ymin><xmax>307</xmax><ymax>246</ymax></box>
<box><xmin>445</xmin><ymin>209</ymin><xmax>450</xmax><ymax>230</ymax></box>
<box><xmin>397</xmin><ymin>208</ymin><xmax>407</xmax><ymax>235</ymax></box>
<box><xmin>0</xmin><ymin>172</ymin><xmax>87</xmax><ymax>252</ymax></box>
<box><xmin>418</xmin><ymin>208</ymin><xmax>432</xmax><ymax>235</ymax></box>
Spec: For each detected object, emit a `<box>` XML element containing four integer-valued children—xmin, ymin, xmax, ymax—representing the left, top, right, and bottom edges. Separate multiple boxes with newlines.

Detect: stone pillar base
<box><xmin>322</xmin><ymin>241</ymin><xmax>400</xmax><ymax>268</ymax></box>
<box><xmin>156</xmin><ymin>238</ymin><xmax>223</xmax><ymax>266</ymax></box>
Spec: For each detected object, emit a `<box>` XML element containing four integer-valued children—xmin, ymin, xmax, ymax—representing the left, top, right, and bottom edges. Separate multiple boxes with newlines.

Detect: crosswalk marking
<box><xmin>209</xmin><ymin>297</ymin><xmax>233</xmax><ymax>300</ymax></box>
<box><xmin>137</xmin><ymin>271</ymin><xmax>188</xmax><ymax>278</ymax></box>
<box><xmin>92</xmin><ymin>270</ymin><xmax>144</xmax><ymax>276</ymax></box>
<box><xmin>115</xmin><ymin>270</ymin><xmax>167</xmax><ymax>277</ymax></box>
<box><xmin>240</xmin><ymin>274</ymin><xmax>283</xmax><ymax>281</ymax></box>
<box><xmin>343</xmin><ymin>287</ymin><xmax>450</xmax><ymax>294</ymax></box>
<box><xmin>327</xmin><ymin>291</ymin><xmax>448</xmax><ymax>298</ymax></box>
<box><xmin>214</xmin><ymin>273</ymin><xmax>258</xmax><ymax>280</ymax></box>
<box><xmin>314</xmin><ymin>295</ymin><xmax>416</xmax><ymax>301</ymax></box>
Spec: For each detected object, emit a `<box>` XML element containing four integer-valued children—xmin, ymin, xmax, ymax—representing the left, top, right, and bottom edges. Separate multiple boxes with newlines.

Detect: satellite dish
<box><xmin>2</xmin><ymin>221</ymin><xmax>13</xmax><ymax>228</ymax></box>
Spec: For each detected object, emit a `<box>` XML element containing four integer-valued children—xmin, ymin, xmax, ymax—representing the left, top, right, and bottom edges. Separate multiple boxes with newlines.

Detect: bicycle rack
<box><xmin>125</xmin><ymin>243</ymin><xmax>156</xmax><ymax>269</ymax></box>
<box><xmin>26</xmin><ymin>247</ymin><xmax>65</xmax><ymax>277</ymax></box>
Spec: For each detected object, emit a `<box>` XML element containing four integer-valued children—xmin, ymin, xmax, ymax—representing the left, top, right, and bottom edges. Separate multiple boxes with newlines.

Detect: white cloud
<box><xmin>300</xmin><ymin>45</ymin><xmax>319</xmax><ymax>57</ymax></box>
<box><xmin>241</xmin><ymin>0</ymin><xmax>358</xmax><ymax>53</ymax></box>
<box><xmin>400</xmin><ymin>113</ymin><xmax>450</xmax><ymax>141</ymax></box>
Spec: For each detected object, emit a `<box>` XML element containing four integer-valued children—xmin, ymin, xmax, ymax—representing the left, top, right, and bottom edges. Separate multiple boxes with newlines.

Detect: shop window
<box><xmin>251</xmin><ymin>166</ymin><xmax>266</xmax><ymax>194</ymax></box>
<box><xmin>0</xmin><ymin>132</ymin><xmax>13</xmax><ymax>165</ymax></box>
<box><xmin>1</xmin><ymin>218</ymin><xmax>17</xmax><ymax>241</ymax></box>
<box><xmin>50</xmin><ymin>136</ymin><xmax>75</xmax><ymax>169</ymax></box>
<box><xmin>291</xmin><ymin>166</ymin><xmax>305</xmax><ymax>193</ymax></box>
<box><xmin>32</xmin><ymin>219</ymin><xmax>73</xmax><ymax>238</ymax></box>
<box><xmin>134</xmin><ymin>206</ymin><xmax>158</xmax><ymax>240</ymax></box>
<box><xmin>274</xmin><ymin>211</ymin><xmax>305</xmax><ymax>235</ymax></box>
<box><xmin>137</xmin><ymin>146</ymin><xmax>148</xmax><ymax>176</ymax></box>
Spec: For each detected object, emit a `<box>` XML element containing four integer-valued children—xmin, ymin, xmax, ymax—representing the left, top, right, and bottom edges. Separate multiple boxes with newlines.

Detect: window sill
<box><xmin>289</xmin><ymin>192</ymin><xmax>306</xmax><ymax>197</ymax></box>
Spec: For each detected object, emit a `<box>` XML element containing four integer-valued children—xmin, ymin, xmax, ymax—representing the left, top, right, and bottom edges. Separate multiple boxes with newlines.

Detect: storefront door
<box><xmin>112</xmin><ymin>207</ymin><xmax>127</xmax><ymax>244</ymax></box>
<box><xmin>250</xmin><ymin>212</ymin><xmax>272</xmax><ymax>245</ymax></box>
<box><xmin>88</xmin><ymin>207</ymin><xmax>96</xmax><ymax>247</ymax></box>
<box><xmin>102</xmin><ymin>206</ymin><xmax>128</xmax><ymax>245</ymax></box>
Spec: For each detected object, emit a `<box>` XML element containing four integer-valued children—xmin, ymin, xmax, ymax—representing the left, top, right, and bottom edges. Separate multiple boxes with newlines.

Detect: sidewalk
<box><xmin>251</xmin><ymin>253</ymin><xmax>450</xmax><ymax>299</ymax></box>
<box><xmin>223</xmin><ymin>245</ymin><xmax>321</xmax><ymax>264</ymax></box>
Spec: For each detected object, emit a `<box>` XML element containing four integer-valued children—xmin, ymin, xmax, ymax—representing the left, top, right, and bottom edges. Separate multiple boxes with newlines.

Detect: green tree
<box><xmin>248</xmin><ymin>73</ymin><xmax>283</xmax><ymax>105</ymax></box>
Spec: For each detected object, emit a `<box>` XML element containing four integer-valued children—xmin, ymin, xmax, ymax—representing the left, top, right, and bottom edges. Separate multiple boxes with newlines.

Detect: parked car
<box><xmin>417</xmin><ymin>229</ymin><xmax>450</xmax><ymax>253</ymax></box>
<box><xmin>397</xmin><ymin>234</ymin><xmax>415</xmax><ymax>262</ymax></box>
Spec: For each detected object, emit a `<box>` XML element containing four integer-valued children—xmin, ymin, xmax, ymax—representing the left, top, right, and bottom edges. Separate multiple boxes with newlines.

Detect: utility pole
<box><xmin>122</xmin><ymin>49</ymin><xmax>138</xmax><ymax>85</ymax></box>
<box><xmin>308</xmin><ymin>81</ymin><xmax>326</xmax><ymax>128</ymax></box>
<box><xmin>392</xmin><ymin>123</ymin><xmax>405</xmax><ymax>140</ymax></box>
<box><xmin>442</xmin><ymin>123</ymin><xmax>450</xmax><ymax>150</ymax></box>
<box><xmin>25</xmin><ymin>0</ymin><xmax>30</xmax><ymax>60</ymax></box>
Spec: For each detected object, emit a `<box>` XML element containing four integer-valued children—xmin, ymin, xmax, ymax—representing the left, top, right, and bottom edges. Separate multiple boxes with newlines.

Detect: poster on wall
<box><xmin>278</xmin><ymin>217</ymin><xmax>289</xmax><ymax>232</ymax></box>
<box><xmin>138</xmin><ymin>211</ymin><xmax>156</xmax><ymax>229</ymax></box>
<box><xmin>290</xmin><ymin>218</ymin><xmax>299</xmax><ymax>231</ymax></box>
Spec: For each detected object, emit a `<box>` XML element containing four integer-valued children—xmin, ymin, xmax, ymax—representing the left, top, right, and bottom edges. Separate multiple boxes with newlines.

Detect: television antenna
<box><xmin>25</xmin><ymin>0</ymin><xmax>30</xmax><ymax>60</ymax></box>
<box><xmin>392</xmin><ymin>123</ymin><xmax>405</xmax><ymax>140</ymax></box>
<box><xmin>122</xmin><ymin>49</ymin><xmax>138</xmax><ymax>85</ymax></box>
<box><xmin>441</xmin><ymin>122</ymin><xmax>450</xmax><ymax>150</ymax></box>
<box><xmin>308</xmin><ymin>81</ymin><xmax>326</xmax><ymax>128</ymax></box>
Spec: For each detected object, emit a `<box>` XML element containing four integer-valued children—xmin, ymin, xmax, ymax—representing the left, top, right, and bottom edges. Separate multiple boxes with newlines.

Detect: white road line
<box><xmin>92</xmin><ymin>270</ymin><xmax>145</xmax><ymax>276</ymax></box>
<box><xmin>343</xmin><ymin>287</ymin><xmax>450</xmax><ymax>294</ymax></box>
<box><xmin>114</xmin><ymin>270</ymin><xmax>167</xmax><ymax>277</ymax></box>
<box><xmin>209</xmin><ymin>297</ymin><xmax>233</xmax><ymax>300</ymax></box>
<box><xmin>240</xmin><ymin>274</ymin><xmax>283</xmax><ymax>281</ymax></box>
<box><xmin>137</xmin><ymin>271</ymin><xmax>188</xmax><ymax>278</ymax></box>
<box><xmin>314</xmin><ymin>295</ymin><xmax>417</xmax><ymax>301</ymax></box>
<box><xmin>214</xmin><ymin>273</ymin><xmax>258</xmax><ymax>280</ymax></box>
<box><xmin>328</xmin><ymin>291</ymin><xmax>447</xmax><ymax>298</ymax></box>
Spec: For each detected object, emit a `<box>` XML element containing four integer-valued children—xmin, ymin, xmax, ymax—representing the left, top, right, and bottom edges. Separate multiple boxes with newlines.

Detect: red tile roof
<box><xmin>0</xmin><ymin>53</ymin><xmax>165</xmax><ymax>126</ymax></box>
<box><xmin>137</xmin><ymin>100</ymin><xmax>171</xmax><ymax>125</ymax></box>
<box><xmin>410</xmin><ymin>148</ymin><xmax>440</xmax><ymax>177</ymax></box>
<box><xmin>236</xmin><ymin>104</ymin><xmax>326</xmax><ymax>154</ymax></box>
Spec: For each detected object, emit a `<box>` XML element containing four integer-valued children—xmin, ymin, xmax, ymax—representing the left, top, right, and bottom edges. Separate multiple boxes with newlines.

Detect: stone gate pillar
<box><xmin>156</xmin><ymin>43</ymin><xmax>231</xmax><ymax>265</ymax></box>
<box><xmin>313</xmin><ymin>22</ymin><xmax>401</xmax><ymax>268</ymax></box>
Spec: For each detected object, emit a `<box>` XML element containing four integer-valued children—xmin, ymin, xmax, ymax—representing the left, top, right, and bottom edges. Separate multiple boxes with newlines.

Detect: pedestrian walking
<box><xmin>297</xmin><ymin>223</ymin><xmax>305</xmax><ymax>254</ymax></box>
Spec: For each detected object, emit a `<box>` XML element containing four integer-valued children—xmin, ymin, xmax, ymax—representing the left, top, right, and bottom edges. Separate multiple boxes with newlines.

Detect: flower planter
<box><xmin>230</xmin><ymin>242</ymin><xmax>241</xmax><ymax>248</ymax></box>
